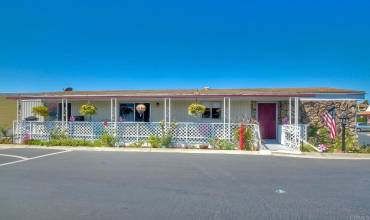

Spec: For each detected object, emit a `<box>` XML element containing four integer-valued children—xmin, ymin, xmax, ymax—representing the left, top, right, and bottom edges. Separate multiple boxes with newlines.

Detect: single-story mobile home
<box><xmin>0</xmin><ymin>94</ymin><xmax>17</xmax><ymax>129</ymax></box>
<box><xmin>8</xmin><ymin>87</ymin><xmax>365</xmax><ymax>151</ymax></box>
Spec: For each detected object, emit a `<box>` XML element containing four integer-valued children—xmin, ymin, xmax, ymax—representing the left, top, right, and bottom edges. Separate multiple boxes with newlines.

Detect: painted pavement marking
<box><xmin>0</xmin><ymin>150</ymin><xmax>72</xmax><ymax>168</ymax></box>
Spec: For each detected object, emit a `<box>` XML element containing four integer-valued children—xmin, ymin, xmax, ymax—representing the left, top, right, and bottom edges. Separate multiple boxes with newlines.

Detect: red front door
<box><xmin>258</xmin><ymin>103</ymin><xmax>276</xmax><ymax>139</ymax></box>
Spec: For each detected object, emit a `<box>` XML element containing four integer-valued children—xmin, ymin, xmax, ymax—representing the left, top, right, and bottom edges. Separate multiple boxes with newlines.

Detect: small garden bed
<box><xmin>302</xmin><ymin>124</ymin><xmax>370</xmax><ymax>153</ymax></box>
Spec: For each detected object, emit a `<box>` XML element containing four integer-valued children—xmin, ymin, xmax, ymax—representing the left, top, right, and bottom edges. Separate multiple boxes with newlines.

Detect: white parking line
<box><xmin>0</xmin><ymin>150</ymin><xmax>72</xmax><ymax>168</ymax></box>
<box><xmin>0</xmin><ymin>154</ymin><xmax>28</xmax><ymax>160</ymax></box>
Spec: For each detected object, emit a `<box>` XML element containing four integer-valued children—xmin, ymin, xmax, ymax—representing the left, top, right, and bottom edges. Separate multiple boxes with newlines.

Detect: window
<box><xmin>119</xmin><ymin>104</ymin><xmax>135</xmax><ymax>121</ymax></box>
<box><xmin>211</xmin><ymin>108</ymin><xmax>221</xmax><ymax>119</ymax></box>
<box><xmin>202</xmin><ymin>102</ymin><xmax>221</xmax><ymax>119</ymax></box>
<box><xmin>202</xmin><ymin>108</ymin><xmax>211</xmax><ymax>118</ymax></box>
<box><xmin>119</xmin><ymin>103</ymin><xmax>150</xmax><ymax>122</ymax></box>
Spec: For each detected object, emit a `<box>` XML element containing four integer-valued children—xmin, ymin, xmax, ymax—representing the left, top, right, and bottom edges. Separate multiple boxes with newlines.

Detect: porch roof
<box><xmin>6</xmin><ymin>87</ymin><xmax>365</xmax><ymax>100</ymax></box>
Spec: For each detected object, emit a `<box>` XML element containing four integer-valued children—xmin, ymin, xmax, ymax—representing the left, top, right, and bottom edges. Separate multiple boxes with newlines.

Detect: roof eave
<box><xmin>7</xmin><ymin>93</ymin><xmax>317</xmax><ymax>100</ymax></box>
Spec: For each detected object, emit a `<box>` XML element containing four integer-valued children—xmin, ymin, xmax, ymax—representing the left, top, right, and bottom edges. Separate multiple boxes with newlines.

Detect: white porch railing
<box><xmin>280</xmin><ymin>124</ymin><xmax>308</xmax><ymax>151</ymax></box>
<box><xmin>13</xmin><ymin>121</ymin><xmax>261</xmax><ymax>148</ymax></box>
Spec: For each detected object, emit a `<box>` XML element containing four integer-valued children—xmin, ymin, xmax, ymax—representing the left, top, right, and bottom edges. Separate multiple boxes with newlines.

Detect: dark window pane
<box><xmin>120</xmin><ymin>103</ymin><xmax>135</xmax><ymax>121</ymax></box>
<box><xmin>135</xmin><ymin>103</ymin><xmax>150</xmax><ymax>122</ymax></box>
<box><xmin>212</xmin><ymin>108</ymin><xmax>221</xmax><ymax>119</ymax></box>
<box><xmin>58</xmin><ymin>103</ymin><xmax>71</xmax><ymax>121</ymax></box>
<box><xmin>202</xmin><ymin>108</ymin><xmax>211</xmax><ymax>118</ymax></box>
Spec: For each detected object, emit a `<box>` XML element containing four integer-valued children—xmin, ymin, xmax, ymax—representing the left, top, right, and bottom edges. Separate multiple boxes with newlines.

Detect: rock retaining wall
<box><xmin>300</xmin><ymin>100</ymin><xmax>357</xmax><ymax>134</ymax></box>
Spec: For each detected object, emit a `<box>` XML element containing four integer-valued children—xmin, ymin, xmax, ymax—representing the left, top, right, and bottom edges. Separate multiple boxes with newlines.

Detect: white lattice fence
<box><xmin>13</xmin><ymin>121</ymin><xmax>262</xmax><ymax>148</ymax></box>
<box><xmin>281</xmin><ymin>124</ymin><xmax>302</xmax><ymax>151</ymax></box>
<box><xmin>116</xmin><ymin>122</ymin><xmax>162</xmax><ymax>143</ymax></box>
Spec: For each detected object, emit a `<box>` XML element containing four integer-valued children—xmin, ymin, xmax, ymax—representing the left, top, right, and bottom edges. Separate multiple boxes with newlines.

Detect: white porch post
<box><xmin>228</xmin><ymin>97</ymin><xmax>231</xmax><ymax>140</ymax></box>
<box><xmin>168</xmin><ymin>98</ymin><xmax>171</xmax><ymax>125</ymax></box>
<box><xmin>164</xmin><ymin>98</ymin><xmax>167</xmax><ymax>124</ymax></box>
<box><xmin>110</xmin><ymin>98</ymin><xmax>112</xmax><ymax>121</ymax></box>
<box><xmin>223</xmin><ymin>97</ymin><xmax>226</xmax><ymax>139</ymax></box>
<box><xmin>16</xmin><ymin>99</ymin><xmax>20</xmax><ymax>123</ymax></box>
<box><xmin>61</xmin><ymin>99</ymin><xmax>64</xmax><ymax>123</ymax></box>
<box><xmin>114</xmin><ymin>98</ymin><xmax>117</xmax><ymax>122</ymax></box>
<box><xmin>110</xmin><ymin>98</ymin><xmax>114</xmax><ymax>122</ymax></box>
<box><xmin>65</xmin><ymin>99</ymin><xmax>68</xmax><ymax>123</ymax></box>
<box><xmin>289</xmin><ymin>97</ymin><xmax>292</xmax><ymax>125</ymax></box>
<box><xmin>294</xmin><ymin>97</ymin><xmax>299</xmax><ymax>125</ymax></box>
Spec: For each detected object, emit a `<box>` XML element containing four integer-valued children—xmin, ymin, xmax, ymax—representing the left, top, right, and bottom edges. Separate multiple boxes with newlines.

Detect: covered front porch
<box><xmin>12</xmin><ymin>95</ymin><xmax>306</xmax><ymax>150</ymax></box>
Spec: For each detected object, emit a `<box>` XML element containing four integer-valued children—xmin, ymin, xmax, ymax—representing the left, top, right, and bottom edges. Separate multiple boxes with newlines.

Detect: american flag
<box><xmin>322</xmin><ymin>107</ymin><xmax>336</xmax><ymax>139</ymax></box>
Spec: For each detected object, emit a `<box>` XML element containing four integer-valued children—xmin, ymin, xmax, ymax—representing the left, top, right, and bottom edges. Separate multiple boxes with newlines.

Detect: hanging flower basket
<box><xmin>188</xmin><ymin>103</ymin><xmax>206</xmax><ymax>117</ymax></box>
<box><xmin>80</xmin><ymin>104</ymin><xmax>97</xmax><ymax>120</ymax></box>
<box><xmin>32</xmin><ymin>106</ymin><xmax>49</xmax><ymax>117</ymax></box>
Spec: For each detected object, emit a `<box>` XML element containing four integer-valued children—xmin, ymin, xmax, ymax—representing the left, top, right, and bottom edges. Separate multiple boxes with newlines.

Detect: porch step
<box><xmin>263</xmin><ymin>143</ymin><xmax>295</xmax><ymax>152</ymax></box>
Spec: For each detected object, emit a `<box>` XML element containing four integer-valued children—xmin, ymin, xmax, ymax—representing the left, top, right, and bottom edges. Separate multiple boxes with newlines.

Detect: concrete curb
<box><xmin>1</xmin><ymin>144</ymin><xmax>370</xmax><ymax>159</ymax></box>
<box><xmin>271</xmin><ymin>152</ymin><xmax>370</xmax><ymax>160</ymax></box>
<box><xmin>0</xmin><ymin>144</ymin><xmax>268</xmax><ymax>155</ymax></box>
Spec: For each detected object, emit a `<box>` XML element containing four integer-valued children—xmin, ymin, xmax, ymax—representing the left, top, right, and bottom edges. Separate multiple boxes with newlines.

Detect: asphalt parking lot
<box><xmin>1</xmin><ymin>147</ymin><xmax>370</xmax><ymax>220</ymax></box>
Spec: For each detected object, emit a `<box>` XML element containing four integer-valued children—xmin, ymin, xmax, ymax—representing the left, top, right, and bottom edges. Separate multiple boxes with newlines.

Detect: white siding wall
<box><xmin>229</xmin><ymin>100</ymin><xmax>252</xmax><ymax>122</ymax></box>
<box><xmin>22</xmin><ymin>99</ymin><xmax>252</xmax><ymax>123</ymax></box>
<box><xmin>149</xmin><ymin>100</ymin><xmax>164</xmax><ymax>122</ymax></box>
<box><xmin>70</xmin><ymin>101</ymin><xmax>111</xmax><ymax>121</ymax></box>
<box><xmin>21</xmin><ymin>100</ymin><xmax>43</xmax><ymax>120</ymax></box>
<box><xmin>170</xmin><ymin>100</ymin><xmax>251</xmax><ymax>123</ymax></box>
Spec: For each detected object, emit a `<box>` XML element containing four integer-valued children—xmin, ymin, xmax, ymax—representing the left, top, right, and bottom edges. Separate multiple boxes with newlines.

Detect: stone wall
<box><xmin>277</xmin><ymin>100</ymin><xmax>357</xmax><ymax>135</ymax></box>
<box><xmin>278</xmin><ymin>101</ymin><xmax>299</xmax><ymax>124</ymax></box>
<box><xmin>300</xmin><ymin>100</ymin><xmax>357</xmax><ymax>134</ymax></box>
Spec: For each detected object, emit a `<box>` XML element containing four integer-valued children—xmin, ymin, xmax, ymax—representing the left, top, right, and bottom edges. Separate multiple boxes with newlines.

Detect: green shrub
<box><xmin>50</xmin><ymin>128</ymin><xmax>68</xmax><ymax>140</ymax></box>
<box><xmin>317</xmin><ymin>127</ymin><xmax>331</xmax><ymax>145</ymax></box>
<box><xmin>100</xmin><ymin>132</ymin><xmax>116</xmax><ymax>147</ymax></box>
<box><xmin>27</xmin><ymin>139</ymin><xmax>45</xmax><ymax>145</ymax></box>
<box><xmin>307</xmin><ymin>124</ymin><xmax>361</xmax><ymax>153</ymax></box>
<box><xmin>301</xmin><ymin>144</ymin><xmax>317</xmax><ymax>152</ymax></box>
<box><xmin>0</xmin><ymin>127</ymin><xmax>8</xmax><ymax>137</ymax></box>
<box><xmin>160</xmin><ymin>134</ymin><xmax>172</xmax><ymax>147</ymax></box>
<box><xmin>157</xmin><ymin>120</ymin><xmax>175</xmax><ymax>147</ymax></box>
<box><xmin>0</xmin><ymin>137</ymin><xmax>12</xmax><ymax>144</ymax></box>
<box><xmin>26</xmin><ymin>138</ymin><xmax>101</xmax><ymax>147</ymax></box>
<box><xmin>357</xmin><ymin>117</ymin><xmax>367</xmax><ymax>123</ymax></box>
<box><xmin>332</xmin><ymin>131</ymin><xmax>359</xmax><ymax>152</ymax></box>
<box><xmin>209</xmin><ymin>138</ymin><xmax>235</xmax><ymax>150</ymax></box>
<box><xmin>129</xmin><ymin>141</ymin><xmax>145</xmax><ymax>148</ymax></box>
<box><xmin>350</xmin><ymin>146</ymin><xmax>370</xmax><ymax>153</ymax></box>
<box><xmin>307</xmin><ymin>125</ymin><xmax>331</xmax><ymax>147</ymax></box>
<box><xmin>147</xmin><ymin>135</ymin><xmax>161</xmax><ymax>148</ymax></box>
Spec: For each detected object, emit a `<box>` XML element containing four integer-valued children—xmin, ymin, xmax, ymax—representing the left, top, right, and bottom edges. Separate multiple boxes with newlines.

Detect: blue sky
<box><xmin>0</xmin><ymin>0</ymin><xmax>369</xmax><ymax>98</ymax></box>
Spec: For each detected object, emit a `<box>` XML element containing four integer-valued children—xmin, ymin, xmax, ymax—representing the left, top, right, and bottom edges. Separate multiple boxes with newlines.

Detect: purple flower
<box><xmin>103</xmin><ymin>120</ymin><xmax>109</xmax><ymax>128</ymax></box>
<box><xmin>69</xmin><ymin>116</ymin><xmax>75</xmax><ymax>122</ymax></box>
<box><xmin>319</xmin><ymin>144</ymin><xmax>327</xmax><ymax>152</ymax></box>
<box><xmin>22</xmin><ymin>133</ymin><xmax>31</xmax><ymax>143</ymax></box>
<box><xmin>282</xmin><ymin>116</ymin><xmax>289</xmax><ymax>125</ymax></box>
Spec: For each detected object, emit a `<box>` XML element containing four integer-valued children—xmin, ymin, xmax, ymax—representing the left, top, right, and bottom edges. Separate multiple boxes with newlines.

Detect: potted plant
<box><xmin>32</xmin><ymin>106</ymin><xmax>49</xmax><ymax>120</ymax></box>
<box><xmin>188</xmin><ymin>103</ymin><xmax>206</xmax><ymax>117</ymax></box>
<box><xmin>80</xmin><ymin>104</ymin><xmax>97</xmax><ymax>121</ymax></box>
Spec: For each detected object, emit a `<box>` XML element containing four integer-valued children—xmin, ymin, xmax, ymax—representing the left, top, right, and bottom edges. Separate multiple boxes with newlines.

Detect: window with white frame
<box><xmin>119</xmin><ymin>103</ymin><xmax>150</xmax><ymax>122</ymax></box>
<box><xmin>202</xmin><ymin>102</ymin><xmax>221</xmax><ymax>119</ymax></box>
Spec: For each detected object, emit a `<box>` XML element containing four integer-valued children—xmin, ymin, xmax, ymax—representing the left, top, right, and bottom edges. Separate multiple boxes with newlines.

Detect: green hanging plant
<box><xmin>188</xmin><ymin>103</ymin><xmax>206</xmax><ymax>117</ymax></box>
<box><xmin>32</xmin><ymin>106</ymin><xmax>49</xmax><ymax>117</ymax></box>
<box><xmin>80</xmin><ymin>104</ymin><xmax>97</xmax><ymax>121</ymax></box>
